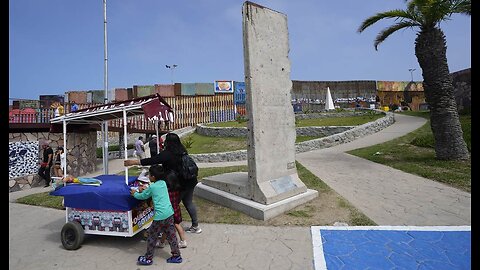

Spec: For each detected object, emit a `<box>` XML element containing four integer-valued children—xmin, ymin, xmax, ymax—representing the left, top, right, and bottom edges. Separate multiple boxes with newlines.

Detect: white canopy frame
<box><xmin>50</xmin><ymin>94</ymin><xmax>173</xmax><ymax>184</ymax></box>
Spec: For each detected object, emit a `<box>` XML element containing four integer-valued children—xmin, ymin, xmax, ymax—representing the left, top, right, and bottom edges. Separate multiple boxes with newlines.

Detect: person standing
<box><xmin>53</xmin><ymin>146</ymin><xmax>66</xmax><ymax>178</ymax></box>
<box><xmin>57</xmin><ymin>104</ymin><xmax>64</xmax><ymax>116</ymax></box>
<box><xmin>156</xmin><ymin>167</ymin><xmax>188</xmax><ymax>249</ymax></box>
<box><xmin>135</xmin><ymin>136</ymin><xmax>146</xmax><ymax>160</ymax></box>
<box><xmin>131</xmin><ymin>165</ymin><xmax>183</xmax><ymax>265</ymax></box>
<box><xmin>71</xmin><ymin>102</ymin><xmax>79</xmax><ymax>112</ymax></box>
<box><xmin>124</xmin><ymin>133</ymin><xmax>202</xmax><ymax>234</ymax></box>
<box><xmin>38</xmin><ymin>141</ymin><xmax>54</xmax><ymax>187</ymax></box>
<box><xmin>149</xmin><ymin>135</ymin><xmax>159</xmax><ymax>157</ymax></box>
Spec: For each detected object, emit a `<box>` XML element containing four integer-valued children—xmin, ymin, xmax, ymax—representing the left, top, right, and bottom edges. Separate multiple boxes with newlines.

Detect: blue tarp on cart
<box><xmin>50</xmin><ymin>175</ymin><xmax>139</xmax><ymax>211</ymax></box>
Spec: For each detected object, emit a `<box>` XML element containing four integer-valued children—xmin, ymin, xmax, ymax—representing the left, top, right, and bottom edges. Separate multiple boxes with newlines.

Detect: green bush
<box><xmin>236</xmin><ymin>115</ymin><xmax>248</xmax><ymax>124</ymax></box>
<box><xmin>182</xmin><ymin>135</ymin><xmax>194</xmax><ymax>149</ymax></box>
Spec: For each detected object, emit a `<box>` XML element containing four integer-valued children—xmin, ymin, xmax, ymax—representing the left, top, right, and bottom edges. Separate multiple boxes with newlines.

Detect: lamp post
<box><xmin>408</xmin><ymin>68</ymin><xmax>416</xmax><ymax>82</ymax></box>
<box><xmin>165</xmin><ymin>64</ymin><xmax>178</xmax><ymax>84</ymax></box>
<box><xmin>102</xmin><ymin>0</ymin><xmax>109</xmax><ymax>174</ymax></box>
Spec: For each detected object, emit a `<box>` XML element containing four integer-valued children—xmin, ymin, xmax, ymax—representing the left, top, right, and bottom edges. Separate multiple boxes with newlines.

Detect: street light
<box><xmin>165</xmin><ymin>64</ymin><xmax>178</xmax><ymax>84</ymax></box>
<box><xmin>408</xmin><ymin>68</ymin><xmax>416</xmax><ymax>82</ymax></box>
<box><xmin>102</xmin><ymin>0</ymin><xmax>109</xmax><ymax>174</ymax></box>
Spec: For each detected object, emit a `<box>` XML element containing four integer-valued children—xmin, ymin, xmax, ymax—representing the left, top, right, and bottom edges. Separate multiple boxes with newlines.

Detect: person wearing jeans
<box><xmin>180</xmin><ymin>186</ymin><xmax>201</xmax><ymax>233</ymax></box>
<box><xmin>124</xmin><ymin>133</ymin><xmax>202</xmax><ymax>234</ymax></box>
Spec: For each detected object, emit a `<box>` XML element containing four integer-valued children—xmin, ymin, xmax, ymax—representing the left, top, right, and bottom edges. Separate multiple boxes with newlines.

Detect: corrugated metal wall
<box><xmin>195</xmin><ymin>83</ymin><xmax>215</xmax><ymax>95</ymax></box>
<box><xmin>155</xmin><ymin>84</ymin><xmax>175</xmax><ymax>97</ymax></box>
<box><xmin>134</xmin><ymin>85</ymin><xmax>156</xmax><ymax>98</ymax></box>
<box><xmin>91</xmin><ymin>90</ymin><xmax>106</xmax><ymax>103</ymax></box>
<box><xmin>19</xmin><ymin>100</ymin><xmax>40</xmax><ymax>109</ymax></box>
<box><xmin>67</xmin><ymin>91</ymin><xmax>87</xmax><ymax>104</ymax></box>
<box><xmin>114</xmin><ymin>88</ymin><xmax>129</xmax><ymax>101</ymax></box>
<box><xmin>179</xmin><ymin>83</ymin><xmax>196</xmax><ymax>96</ymax></box>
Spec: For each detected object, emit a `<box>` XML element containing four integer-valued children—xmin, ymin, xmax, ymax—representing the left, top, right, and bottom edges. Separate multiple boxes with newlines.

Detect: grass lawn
<box><xmin>208</xmin><ymin>113</ymin><xmax>384</xmax><ymax>128</ymax></box>
<box><xmin>181</xmin><ymin>133</ymin><xmax>321</xmax><ymax>154</ymax></box>
<box><xmin>184</xmin><ymin>113</ymin><xmax>385</xmax><ymax>154</ymax></box>
<box><xmin>15</xmin><ymin>163</ymin><xmax>375</xmax><ymax>226</ymax></box>
<box><xmin>347</xmin><ymin>111</ymin><xmax>471</xmax><ymax>192</ymax></box>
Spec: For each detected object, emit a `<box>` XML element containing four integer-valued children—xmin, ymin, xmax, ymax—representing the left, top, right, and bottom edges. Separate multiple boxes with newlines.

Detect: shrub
<box><xmin>182</xmin><ymin>135</ymin><xmax>194</xmax><ymax>149</ymax></box>
<box><xmin>236</xmin><ymin>115</ymin><xmax>248</xmax><ymax>124</ymax></box>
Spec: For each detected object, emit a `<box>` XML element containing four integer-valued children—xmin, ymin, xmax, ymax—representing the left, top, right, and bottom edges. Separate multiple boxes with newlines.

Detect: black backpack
<box><xmin>180</xmin><ymin>153</ymin><xmax>198</xmax><ymax>181</ymax></box>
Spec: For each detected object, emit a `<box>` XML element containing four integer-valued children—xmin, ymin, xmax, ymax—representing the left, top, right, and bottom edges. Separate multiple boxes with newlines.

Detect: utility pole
<box><xmin>102</xmin><ymin>0</ymin><xmax>109</xmax><ymax>174</ymax></box>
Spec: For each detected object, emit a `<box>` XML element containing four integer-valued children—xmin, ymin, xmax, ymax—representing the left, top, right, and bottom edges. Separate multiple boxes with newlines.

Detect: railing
<box><xmin>9</xmin><ymin>94</ymin><xmax>239</xmax><ymax>131</ymax></box>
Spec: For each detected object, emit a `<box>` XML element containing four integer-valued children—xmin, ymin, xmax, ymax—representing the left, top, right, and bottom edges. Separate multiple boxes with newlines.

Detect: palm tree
<box><xmin>358</xmin><ymin>0</ymin><xmax>470</xmax><ymax>160</ymax></box>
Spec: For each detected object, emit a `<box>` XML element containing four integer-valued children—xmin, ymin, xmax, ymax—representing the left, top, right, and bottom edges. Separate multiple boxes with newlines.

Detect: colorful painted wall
<box><xmin>376</xmin><ymin>81</ymin><xmax>426</xmax><ymax>111</ymax></box>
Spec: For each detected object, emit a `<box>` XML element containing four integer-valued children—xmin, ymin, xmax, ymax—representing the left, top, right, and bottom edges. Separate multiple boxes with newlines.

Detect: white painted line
<box><xmin>311</xmin><ymin>226</ymin><xmax>327</xmax><ymax>270</ymax></box>
<box><xmin>312</xmin><ymin>225</ymin><xmax>471</xmax><ymax>231</ymax></box>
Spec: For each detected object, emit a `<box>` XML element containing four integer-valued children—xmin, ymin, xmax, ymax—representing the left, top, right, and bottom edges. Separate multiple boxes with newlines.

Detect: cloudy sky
<box><xmin>9</xmin><ymin>0</ymin><xmax>471</xmax><ymax>101</ymax></box>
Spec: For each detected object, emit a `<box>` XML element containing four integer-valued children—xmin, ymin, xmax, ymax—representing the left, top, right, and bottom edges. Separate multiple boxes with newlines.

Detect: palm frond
<box><xmin>358</xmin><ymin>9</ymin><xmax>416</xmax><ymax>33</ymax></box>
<box><xmin>450</xmin><ymin>0</ymin><xmax>471</xmax><ymax>15</ymax></box>
<box><xmin>374</xmin><ymin>21</ymin><xmax>418</xmax><ymax>50</ymax></box>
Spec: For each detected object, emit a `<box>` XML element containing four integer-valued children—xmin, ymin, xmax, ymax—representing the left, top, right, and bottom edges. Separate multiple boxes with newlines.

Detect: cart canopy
<box><xmin>50</xmin><ymin>93</ymin><xmax>173</xmax><ymax>125</ymax></box>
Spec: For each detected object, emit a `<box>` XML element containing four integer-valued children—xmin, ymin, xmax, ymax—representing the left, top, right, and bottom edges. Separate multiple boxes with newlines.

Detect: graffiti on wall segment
<box><xmin>9</xmin><ymin>141</ymin><xmax>39</xmax><ymax>179</ymax></box>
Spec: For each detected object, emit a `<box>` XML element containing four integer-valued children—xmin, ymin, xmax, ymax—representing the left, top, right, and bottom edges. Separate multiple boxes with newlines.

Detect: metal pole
<box><xmin>102</xmin><ymin>0</ymin><xmax>109</xmax><ymax>174</ymax></box>
<box><xmin>155</xmin><ymin>118</ymin><xmax>159</xmax><ymax>154</ymax></box>
<box><xmin>123</xmin><ymin>109</ymin><xmax>128</xmax><ymax>184</ymax></box>
<box><xmin>63</xmin><ymin>118</ymin><xmax>67</xmax><ymax>181</ymax></box>
<box><xmin>408</xmin><ymin>68</ymin><xmax>415</xmax><ymax>82</ymax></box>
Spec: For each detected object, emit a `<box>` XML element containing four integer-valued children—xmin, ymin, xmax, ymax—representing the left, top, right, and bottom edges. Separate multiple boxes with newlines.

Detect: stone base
<box><xmin>202</xmin><ymin>172</ymin><xmax>308</xmax><ymax>205</ymax></box>
<box><xmin>195</xmin><ymin>182</ymin><xmax>318</xmax><ymax>220</ymax></box>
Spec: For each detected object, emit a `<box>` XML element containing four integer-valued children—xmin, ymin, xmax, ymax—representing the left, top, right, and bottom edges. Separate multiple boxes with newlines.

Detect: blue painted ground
<box><xmin>311</xmin><ymin>226</ymin><xmax>471</xmax><ymax>270</ymax></box>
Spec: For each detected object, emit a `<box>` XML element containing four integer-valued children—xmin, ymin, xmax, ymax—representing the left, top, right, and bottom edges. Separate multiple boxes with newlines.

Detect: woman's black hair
<box><xmin>163</xmin><ymin>133</ymin><xmax>187</xmax><ymax>156</ymax></box>
<box><xmin>149</xmin><ymin>165</ymin><xmax>166</xmax><ymax>181</ymax></box>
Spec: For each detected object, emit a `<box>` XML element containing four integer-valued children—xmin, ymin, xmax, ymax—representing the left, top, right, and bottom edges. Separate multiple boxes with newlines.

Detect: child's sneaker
<box><xmin>186</xmin><ymin>226</ymin><xmax>202</xmax><ymax>234</ymax></box>
<box><xmin>178</xmin><ymin>240</ymin><xmax>187</xmax><ymax>248</ymax></box>
<box><xmin>137</xmin><ymin>255</ymin><xmax>153</xmax><ymax>265</ymax></box>
<box><xmin>166</xmin><ymin>256</ymin><xmax>182</xmax><ymax>263</ymax></box>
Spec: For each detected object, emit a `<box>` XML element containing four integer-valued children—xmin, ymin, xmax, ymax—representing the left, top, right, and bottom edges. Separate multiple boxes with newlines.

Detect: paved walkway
<box><xmin>296</xmin><ymin>113</ymin><xmax>470</xmax><ymax>226</ymax></box>
<box><xmin>9</xmin><ymin>113</ymin><xmax>471</xmax><ymax>269</ymax></box>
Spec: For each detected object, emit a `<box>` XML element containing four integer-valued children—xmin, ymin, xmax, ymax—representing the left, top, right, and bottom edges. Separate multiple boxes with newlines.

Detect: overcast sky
<box><xmin>9</xmin><ymin>0</ymin><xmax>471</xmax><ymax>101</ymax></box>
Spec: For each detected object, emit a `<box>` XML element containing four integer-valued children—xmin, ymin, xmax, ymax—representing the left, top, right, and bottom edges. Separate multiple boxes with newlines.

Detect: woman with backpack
<box><xmin>124</xmin><ymin>133</ymin><xmax>202</xmax><ymax>234</ymax></box>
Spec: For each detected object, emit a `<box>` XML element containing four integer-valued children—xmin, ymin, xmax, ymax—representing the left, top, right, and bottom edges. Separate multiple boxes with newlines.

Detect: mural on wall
<box><xmin>376</xmin><ymin>81</ymin><xmax>424</xmax><ymax>92</ymax></box>
<box><xmin>9</xmin><ymin>141</ymin><xmax>39</xmax><ymax>179</ymax></box>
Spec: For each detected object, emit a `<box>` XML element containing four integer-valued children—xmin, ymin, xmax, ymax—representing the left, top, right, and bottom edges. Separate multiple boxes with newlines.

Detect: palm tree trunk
<box><xmin>415</xmin><ymin>27</ymin><xmax>469</xmax><ymax>160</ymax></box>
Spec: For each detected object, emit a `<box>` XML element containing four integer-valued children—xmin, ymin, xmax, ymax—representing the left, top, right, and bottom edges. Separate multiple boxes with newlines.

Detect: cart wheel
<box><xmin>61</xmin><ymin>221</ymin><xmax>84</xmax><ymax>250</ymax></box>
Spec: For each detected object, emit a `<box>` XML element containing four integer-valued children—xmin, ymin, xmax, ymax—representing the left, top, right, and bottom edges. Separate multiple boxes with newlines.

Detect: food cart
<box><xmin>49</xmin><ymin>94</ymin><xmax>173</xmax><ymax>250</ymax></box>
